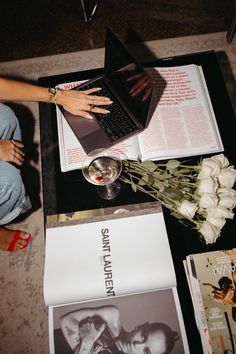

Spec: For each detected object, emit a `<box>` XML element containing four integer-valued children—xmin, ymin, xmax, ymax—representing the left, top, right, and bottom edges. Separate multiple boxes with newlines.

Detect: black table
<box><xmin>39</xmin><ymin>50</ymin><xmax>236</xmax><ymax>354</ymax></box>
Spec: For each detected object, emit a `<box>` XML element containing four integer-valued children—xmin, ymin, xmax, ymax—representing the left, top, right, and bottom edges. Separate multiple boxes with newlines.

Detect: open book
<box><xmin>56</xmin><ymin>64</ymin><xmax>223</xmax><ymax>172</ymax></box>
<box><xmin>44</xmin><ymin>212</ymin><xmax>190</xmax><ymax>353</ymax></box>
<box><xmin>184</xmin><ymin>249</ymin><xmax>236</xmax><ymax>354</ymax></box>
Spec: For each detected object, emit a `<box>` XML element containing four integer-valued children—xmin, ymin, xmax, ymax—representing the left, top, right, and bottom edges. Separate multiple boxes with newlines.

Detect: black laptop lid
<box><xmin>104</xmin><ymin>28</ymin><xmax>154</xmax><ymax>128</ymax></box>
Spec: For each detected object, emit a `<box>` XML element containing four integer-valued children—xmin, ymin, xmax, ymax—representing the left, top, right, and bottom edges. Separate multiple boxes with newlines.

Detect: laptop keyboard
<box><xmin>78</xmin><ymin>78</ymin><xmax>139</xmax><ymax>142</ymax></box>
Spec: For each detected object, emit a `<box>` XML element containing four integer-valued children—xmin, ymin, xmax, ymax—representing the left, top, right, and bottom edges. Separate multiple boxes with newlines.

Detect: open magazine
<box><xmin>184</xmin><ymin>249</ymin><xmax>236</xmax><ymax>354</ymax></box>
<box><xmin>56</xmin><ymin>64</ymin><xmax>223</xmax><ymax>172</ymax></box>
<box><xmin>44</xmin><ymin>212</ymin><xmax>190</xmax><ymax>353</ymax></box>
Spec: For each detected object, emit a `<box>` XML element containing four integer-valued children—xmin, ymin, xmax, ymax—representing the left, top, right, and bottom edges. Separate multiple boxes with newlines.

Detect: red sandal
<box><xmin>7</xmin><ymin>230</ymin><xmax>31</xmax><ymax>251</ymax></box>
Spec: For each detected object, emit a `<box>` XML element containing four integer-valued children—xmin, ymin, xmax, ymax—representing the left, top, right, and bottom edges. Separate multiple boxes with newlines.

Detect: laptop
<box><xmin>59</xmin><ymin>28</ymin><xmax>157</xmax><ymax>154</ymax></box>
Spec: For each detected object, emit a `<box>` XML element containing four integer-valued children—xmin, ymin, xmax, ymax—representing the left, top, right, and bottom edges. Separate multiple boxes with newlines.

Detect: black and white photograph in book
<box><xmin>50</xmin><ymin>289</ymin><xmax>188</xmax><ymax>354</ymax></box>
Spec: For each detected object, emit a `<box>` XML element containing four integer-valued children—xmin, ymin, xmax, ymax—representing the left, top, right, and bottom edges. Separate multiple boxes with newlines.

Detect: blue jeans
<box><xmin>0</xmin><ymin>103</ymin><xmax>31</xmax><ymax>225</ymax></box>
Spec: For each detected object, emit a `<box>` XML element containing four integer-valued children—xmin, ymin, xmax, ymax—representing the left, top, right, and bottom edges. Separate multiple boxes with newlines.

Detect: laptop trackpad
<box><xmin>65</xmin><ymin>113</ymin><xmax>100</xmax><ymax>138</ymax></box>
<box><xmin>65</xmin><ymin>113</ymin><xmax>110</xmax><ymax>153</ymax></box>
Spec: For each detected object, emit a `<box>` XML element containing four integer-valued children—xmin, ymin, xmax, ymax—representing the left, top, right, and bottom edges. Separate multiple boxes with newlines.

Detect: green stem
<box><xmin>123</xmin><ymin>160</ymin><xmax>198</xmax><ymax>197</ymax></box>
<box><xmin>120</xmin><ymin>176</ymin><xmax>199</xmax><ymax>226</ymax></box>
<box><xmin>121</xmin><ymin>172</ymin><xmax>180</xmax><ymax>207</ymax></box>
<box><xmin>123</xmin><ymin>168</ymin><xmax>197</xmax><ymax>203</ymax></box>
<box><xmin>123</xmin><ymin>160</ymin><xmax>200</xmax><ymax>172</ymax></box>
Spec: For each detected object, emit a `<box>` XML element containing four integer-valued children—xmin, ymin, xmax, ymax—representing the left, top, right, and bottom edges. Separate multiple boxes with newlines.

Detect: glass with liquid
<box><xmin>82</xmin><ymin>149</ymin><xmax>122</xmax><ymax>200</ymax></box>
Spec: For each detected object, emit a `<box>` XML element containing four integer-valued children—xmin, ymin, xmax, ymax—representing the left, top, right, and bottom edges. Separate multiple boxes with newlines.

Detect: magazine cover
<box><xmin>189</xmin><ymin>249</ymin><xmax>236</xmax><ymax>354</ymax></box>
<box><xmin>49</xmin><ymin>288</ymin><xmax>189</xmax><ymax>354</ymax></box>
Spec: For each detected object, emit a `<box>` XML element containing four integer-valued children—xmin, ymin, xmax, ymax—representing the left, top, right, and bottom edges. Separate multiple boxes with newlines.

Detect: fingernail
<box><xmin>104</xmin><ymin>110</ymin><xmax>110</xmax><ymax>114</ymax></box>
<box><xmin>86</xmin><ymin>114</ymin><xmax>93</xmax><ymax>119</ymax></box>
<box><xmin>95</xmin><ymin>87</ymin><xmax>102</xmax><ymax>91</ymax></box>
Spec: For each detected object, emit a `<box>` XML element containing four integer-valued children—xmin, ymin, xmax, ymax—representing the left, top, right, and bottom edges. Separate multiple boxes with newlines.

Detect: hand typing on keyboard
<box><xmin>56</xmin><ymin>87</ymin><xmax>112</xmax><ymax>119</ymax></box>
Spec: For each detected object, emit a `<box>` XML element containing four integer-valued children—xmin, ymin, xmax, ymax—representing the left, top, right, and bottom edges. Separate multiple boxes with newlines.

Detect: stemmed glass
<box><xmin>82</xmin><ymin>148</ymin><xmax>122</xmax><ymax>200</ymax></box>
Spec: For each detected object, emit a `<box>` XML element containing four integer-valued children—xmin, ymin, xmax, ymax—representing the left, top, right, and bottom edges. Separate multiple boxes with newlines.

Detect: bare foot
<box><xmin>0</xmin><ymin>226</ymin><xmax>31</xmax><ymax>251</ymax></box>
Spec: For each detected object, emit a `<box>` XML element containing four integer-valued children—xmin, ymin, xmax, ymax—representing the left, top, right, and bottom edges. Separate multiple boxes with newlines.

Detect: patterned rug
<box><xmin>0</xmin><ymin>31</ymin><xmax>235</xmax><ymax>354</ymax></box>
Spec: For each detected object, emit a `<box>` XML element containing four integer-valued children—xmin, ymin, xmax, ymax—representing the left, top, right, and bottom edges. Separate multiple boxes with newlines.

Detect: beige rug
<box><xmin>0</xmin><ymin>31</ymin><xmax>235</xmax><ymax>354</ymax></box>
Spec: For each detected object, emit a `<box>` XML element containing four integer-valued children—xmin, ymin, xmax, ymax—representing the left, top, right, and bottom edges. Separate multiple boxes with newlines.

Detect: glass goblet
<box><xmin>82</xmin><ymin>148</ymin><xmax>122</xmax><ymax>200</ymax></box>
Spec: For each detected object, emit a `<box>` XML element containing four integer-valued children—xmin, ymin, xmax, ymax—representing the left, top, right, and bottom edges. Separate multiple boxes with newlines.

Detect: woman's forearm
<box><xmin>0</xmin><ymin>77</ymin><xmax>112</xmax><ymax>118</ymax></box>
<box><xmin>0</xmin><ymin>78</ymin><xmax>52</xmax><ymax>103</ymax></box>
<box><xmin>0</xmin><ymin>78</ymin><xmax>55</xmax><ymax>102</ymax></box>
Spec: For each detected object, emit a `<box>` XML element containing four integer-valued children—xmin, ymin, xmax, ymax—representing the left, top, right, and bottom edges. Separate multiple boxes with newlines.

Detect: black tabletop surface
<box><xmin>39</xmin><ymin>50</ymin><xmax>236</xmax><ymax>354</ymax></box>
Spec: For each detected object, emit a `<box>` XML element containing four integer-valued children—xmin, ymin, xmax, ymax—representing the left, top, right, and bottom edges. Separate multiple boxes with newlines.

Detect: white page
<box><xmin>185</xmin><ymin>256</ymin><xmax>212</xmax><ymax>354</ymax></box>
<box><xmin>56</xmin><ymin>80</ymin><xmax>140</xmax><ymax>171</ymax></box>
<box><xmin>44</xmin><ymin>212</ymin><xmax>176</xmax><ymax>306</ymax></box>
<box><xmin>138</xmin><ymin>65</ymin><xmax>223</xmax><ymax>160</ymax></box>
<box><xmin>172</xmin><ymin>287</ymin><xmax>190</xmax><ymax>354</ymax></box>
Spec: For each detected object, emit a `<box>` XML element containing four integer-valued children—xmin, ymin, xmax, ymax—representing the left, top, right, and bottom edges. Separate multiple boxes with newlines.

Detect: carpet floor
<box><xmin>0</xmin><ymin>0</ymin><xmax>234</xmax><ymax>62</ymax></box>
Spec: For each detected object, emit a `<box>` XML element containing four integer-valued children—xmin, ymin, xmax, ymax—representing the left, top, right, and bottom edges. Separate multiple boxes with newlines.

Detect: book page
<box><xmin>138</xmin><ymin>65</ymin><xmax>223</xmax><ymax>161</ymax></box>
<box><xmin>44</xmin><ymin>212</ymin><xmax>176</xmax><ymax>306</ymax></box>
<box><xmin>49</xmin><ymin>288</ymin><xmax>189</xmax><ymax>354</ymax></box>
<box><xmin>184</xmin><ymin>258</ymin><xmax>212</xmax><ymax>354</ymax></box>
<box><xmin>186</xmin><ymin>249</ymin><xmax>236</xmax><ymax>354</ymax></box>
<box><xmin>56</xmin><ymin>81</ymin><xmax>140</xmax><ymax>172</ymax></box>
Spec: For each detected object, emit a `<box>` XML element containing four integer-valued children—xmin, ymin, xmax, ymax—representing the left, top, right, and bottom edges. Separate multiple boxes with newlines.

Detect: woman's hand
<box><xmin>128</xmin><ymin>72</ymin><xmax>153</xmax><ymax>101</ymax></box>
<box><xmin>76</xmin><ymin>322</ymin><xmax>105</xmax><ymax>354</ymax></box>
<box><xmin>0</xmin><ymin>140</ymin><xmax>25</xmax><ymax>166</ymax></box>
<box><xmin>56</xmin><ymin>87</ymin><xmax>112</xmax><ymax>119</ymax></box>
<box><xmin>212</xmin><ymin>288</ymin><xmax>235</xmax><ymax>305</ymax></box>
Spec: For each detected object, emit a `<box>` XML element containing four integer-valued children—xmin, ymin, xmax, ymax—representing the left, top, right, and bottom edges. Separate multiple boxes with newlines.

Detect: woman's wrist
<box><xmin>47</xmin><ymin>87</ymin><xmax>64</xmax><ymax>105</ymax></box>
<box><xmin>48</xmin><ymin>87</ymin><xmax>57</xmax><ymax>104</ymax></box>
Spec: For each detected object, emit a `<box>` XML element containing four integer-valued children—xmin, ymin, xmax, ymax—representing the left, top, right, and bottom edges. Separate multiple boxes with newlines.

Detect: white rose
<box><xmin>206</xmin><ymin>216</ymin><xmax>226</xmax><ymax>229</ymax></box>
<box><xmin>199</xmin><ymin>194</ymin><xmax>218</xmax><ymax>209</ymax></box>
<box><xmin>177</xmin><ymin>200</ymin><xmax>198</xmax><ymax>219</ymax></box>
<box><xmin>211</xmin><ymin>154</ymin><xmax>229</xmax><ymax>168</ymax></box>
<box><xmin>207</xmin><ymin>206</ymin><xmax>234</xmax><ymax>219</ymax></box>
<box><xmin>198</xmin><ymin>157</ymin><xmax>221</xmax><ymax>178</ymax></box>
<box><xmin>218</xmin><ymin>166</ymin><xmax>236</xmax><ymax>188</ymax></box>
<box><xmin>198</xmin><ymin>221</ymin><xmax>221</xmax><ymax>244</ymax></box>
<box><xmin>198</xmin><ymin>165</ymin><xmax>215</xmax><ymax>179</ymax></box>
<box><xmin>218</xmin><ymin>194</ymin><xmax>236</xmax><ymax>209</ymax></box>
<box><xmin>217</xmin><ymin>187</ymin><xmax>236</xmax><ymax>197</ymax></box>
<box><xmin>198</xmin><ymin>177</ymin><xmax>218</xmax><ymax>195</ymax></box>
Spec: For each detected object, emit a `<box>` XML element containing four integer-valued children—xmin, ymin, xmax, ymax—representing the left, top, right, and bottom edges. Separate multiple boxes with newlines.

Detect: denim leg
<box><xmin>0</xmin><ymin>104</ymin><xmax>31</xmax><ymax>224</ymax></box>
<box><xmin>0</xmin><ymin>162</ymin><xmax>31</xmax><ymax>225</ymax></box>
<box><xmin>0</xmin><ymin>103</ymin><xmax>21</xmax><ymax>141</ymax></box>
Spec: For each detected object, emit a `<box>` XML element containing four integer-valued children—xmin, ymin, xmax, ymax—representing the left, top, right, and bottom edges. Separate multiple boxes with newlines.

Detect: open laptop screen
<box><xmin>104</xmin><ymin>28</ymin><xmax>154</xmax><ymax>128</ymax></box>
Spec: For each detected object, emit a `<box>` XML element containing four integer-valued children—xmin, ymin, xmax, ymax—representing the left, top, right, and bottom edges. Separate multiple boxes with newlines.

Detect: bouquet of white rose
<box><xmin>120</xmin><ymin>154</ymin><xmax>236</xmax><ymax>244</ymax></box>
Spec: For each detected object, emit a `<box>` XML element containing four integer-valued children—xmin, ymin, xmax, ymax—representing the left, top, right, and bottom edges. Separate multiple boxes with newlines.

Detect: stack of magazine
<box><xmin>184</xmin><ymin>249</ymin><xmax>236</xmax><ymax>354</ymax></box>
